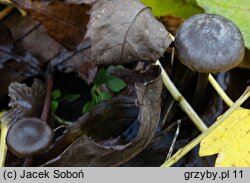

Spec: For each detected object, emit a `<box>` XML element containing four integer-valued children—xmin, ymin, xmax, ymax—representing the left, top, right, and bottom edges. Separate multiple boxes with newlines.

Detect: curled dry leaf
<box><xmin>87</xmin><ymin>0</ymin><xmax>172</xmax><ymax>65</ymax></box>
<box><xmin>40</xmin><ymin>66</ymin><xmax>162</xmax><ymax>166</ymax></box>
<box><xmin>1</xmin><ymin>79</ymin><xmax>45</xmax><ymax>127</ymax></box>
<box><xmin>35</xmin><ymin>97</ymin><xmax>139</xmax><ymax>165</ymax></box>
<box><xmin>11</xmin><ymin>0</ymin><xmax>92</xmax><ymax>49</ymax></box>
<box><xmin>110</xmin><ymin>65</ymin><xmax>163</xmax><ymax>97</ymax></box>
<box><xmin>50</xmin><ymin>38</ymin><xmax>97</xmax><ymax>84</ymax></box>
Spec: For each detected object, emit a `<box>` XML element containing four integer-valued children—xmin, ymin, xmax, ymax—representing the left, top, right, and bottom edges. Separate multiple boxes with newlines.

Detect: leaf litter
<box><xmin>0</xmin><ymin>0</ymin><xmax>248</xmax><ymax>167</ymax></box>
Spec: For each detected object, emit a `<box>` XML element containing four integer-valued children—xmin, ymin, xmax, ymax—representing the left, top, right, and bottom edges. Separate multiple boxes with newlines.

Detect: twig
<box><xmin>161</xmin><ymin>87</ymin><xmax>250</xmax><ymax>167</ymax></box>
<box><xmin>156</xmin><ymin>60</ymin><xmax>207</xmax><ymax>132</ymax></box>
<box><xmin>208</xmin><ymin>74</ymin><xmax>234</xmax><ymax>107</ymax></box>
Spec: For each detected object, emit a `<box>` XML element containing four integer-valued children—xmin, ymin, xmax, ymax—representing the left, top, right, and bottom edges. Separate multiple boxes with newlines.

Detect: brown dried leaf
<box><xmin>34</xmin><ymin>97</ymin><xmax>139</xmax><ymax>165</ymax></box>
<box><xmin>65</xmin><ymin>0</ymin><xmax>96</xmax><ymax>4</ymax></box>
<box><xmin>41</xmin><ymin>66</ymin><xmax>162</xmax><ymax>166</ymax></box>
<box><xmin>0</xmin><ymin>23</ymin><xmax>13</xmax><ymax>65</ymax></box>
<box><xmin>238</xmin><ymin>49</ymin><xmax>250</xmax><ymax>70</ymax></box>
<box><xmin>87</xmin><ymin>0</ymin><xmax>171</xmax><ymax>65</ymax></box>
<box><xmin>3</xmin><ymin>12</ymin><xmax>63</xmax><ymax>65</ymax></box>
<box><xmin>11</xmin><ymin>0</ymin><xmax>91</xmax><ymax>49</ymax></box>
<box><xmin>0</xmin><ymin>23</ymin><xmax>41</xmax><ymax>98</ymax></box>
<box><xmin>50</xmin><ymin>38</ymin><xmax>97</xmax><ymax>84</ymax></box>
<box><xmin>159</xmin><ymin>15</ymin><xmax>183</xmax><ymax>36</ymax></box>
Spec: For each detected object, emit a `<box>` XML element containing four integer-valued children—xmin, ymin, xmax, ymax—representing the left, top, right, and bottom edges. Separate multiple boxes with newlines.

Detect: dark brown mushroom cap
<box><xmin>175</xmin><ymin>14</ymin><xmax>245</xmax><ymax>73</ymax></box>
<box><xmin>6</xmin><ymin>118</ymin><xmax>53</xmax><ymax>158</ymax></box>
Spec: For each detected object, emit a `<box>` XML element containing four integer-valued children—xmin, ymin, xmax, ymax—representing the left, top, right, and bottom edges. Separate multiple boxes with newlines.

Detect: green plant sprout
<box><xmin>51</xmin><ymin>89</ymin><xmax>80</xmax><ymax>125</ymax></box>
<box><xmin>82</xmin><ymin>65</ymin><xmax>126</xmax><ymax>113</ymax></box>
<box><xmin>51</xmin><ymin>89</ymin><xmax>81</xmax><ymax>113</ymax></box>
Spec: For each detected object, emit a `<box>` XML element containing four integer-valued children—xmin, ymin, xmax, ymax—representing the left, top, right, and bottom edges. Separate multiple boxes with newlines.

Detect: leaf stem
<box><xmin>208</xmin><ymin>74</ymin><xmax>234</xmax><ymax>107</ymax></box>
<box><xmin>156</xmin><ymin>60</ymin><xmax>207</xmax><ymax>132</ymax></box>
<box><xmin>161</xmin><ymin>87</ymin><xmax>250</xmax><ymax>167</ymax></box>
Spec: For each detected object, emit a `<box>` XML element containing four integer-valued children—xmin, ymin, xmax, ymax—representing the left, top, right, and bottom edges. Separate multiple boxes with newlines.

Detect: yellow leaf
<box><xmin>199</xmin><ymin>108</ymin><xmax>250</xmax><ymax>167</ymax></box>
<box><xmin>0</xmin><ymin>112</ymin><xmax>8</xmax><ymax>167</ymax></box>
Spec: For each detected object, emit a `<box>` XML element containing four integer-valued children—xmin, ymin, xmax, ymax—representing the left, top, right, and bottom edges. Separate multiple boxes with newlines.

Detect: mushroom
<box><xmin>174</xmin><ymin>13</ymin><xmax>245</xmax><ymax>110</ymax></box>
<box><xmin>6</xmin><ymin>118</ymin><xmax>53</xmax><ymax>158</ymax></box>
<box><xmin>175</xmin><ymin>13</ymin><xmax>245</xmax><ymax>73</ymax></box>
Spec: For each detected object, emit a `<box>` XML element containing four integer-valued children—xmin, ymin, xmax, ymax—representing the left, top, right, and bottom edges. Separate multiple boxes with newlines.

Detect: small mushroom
<box><xmin>175</xmin><ymin>13</ymin><xmax>245</xmax><ymax>73</ymax></box>
<box><xmin>6</xmin><ymin>118</ymin><xmax>53</xmax><ymax>158</ymax></box>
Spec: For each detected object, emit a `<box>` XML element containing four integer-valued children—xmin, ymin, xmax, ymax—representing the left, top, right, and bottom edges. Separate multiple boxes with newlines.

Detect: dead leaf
<box><xmin>238</xmin><ymin>49</ymin><xmax>250</xmax><ymax>70</ymax></box>
<box><xmin>159</xmin><ymin>15</ymin><xmax>183</xmax><ymax>36</ymax></box>
<box><xmin>0</xmin><ymin>23</ymin><xmax>13</xmax><ymax>65</ymax></box>
<box><xmin>3</xmin><ymin>12</ymin><xmax>63</xmax><ymax>64</ymax></box>
<box><xmin>65</xmin><ymin>0</ymin><xmax>96</xmax><ymax>4</ymax></box>
<box><xmin>1</xmin><ymin>79</ymin><xmax>45</xmax><ymax>127</ymax></box>
<box><xmin>0</xmin><ymin>23</ymin><xmax>40</xmax><ymax>71</ymax></box>
<box><xmin>200</xmin><ymin>108</ymin><xmax>250</xmax><ymax>167</ymax></box>
<box><xmin>0</xmin><ymin>23</ymin><xmax>41</xmax><ymax>98</ymax></box>
<box><xmin>39</xmin><ymin>65</ymin><xmax>162</xmax><ymax>166</ymax></box>
<box><xmin>50</xmin><ymin>38</ymin><xmax>97</xmax><ymax>84</ymax></box>
<box><xmin>123</xmin><ymin>132</ymin><xmax>189</xmax><ymax>167</ymax></box>
<box><xmin>87</xmin><ymin>0</ymin><xmax>171</xmax><ymax>65</ymax></box>
<box><xmin>110</xmin><ymin>65</ymin><xmax>163</xmax><ymax>97</ymax></box>
<box><xmin>34</xmin><ymin>97</ymin><xmax>139</xmax><ymax>165</ymax></box>
<box><xmin>11</xmin><ymin>0</ymin><xmax>91</xmax><ymax>49</ymax></box>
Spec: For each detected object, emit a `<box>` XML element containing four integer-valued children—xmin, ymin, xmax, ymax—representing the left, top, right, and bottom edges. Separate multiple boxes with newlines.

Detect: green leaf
<box><xmin>107</xmin><ymin>76</ymin><xmax>126</xmax><ymax>93</ymax></box>
<box><xmin>140</xmin><ymin>0</ymin><xmax>203</xmax><ymax>19</ymax></box>
<box><xmin>107</xmin><ymin>65</ymin><xmax>124</xmax><ymax>73</ymax></box>
<box><xmin>52</xmin><ymin>89</ymin><xmax>61</xmax><ymax>100</ymax></box>
<box><xmin>61</xmin><ymin>94</ymin><xmax>80</xmax><ymax>102</ymax></box>
<box><xmin>197</xmin><ymin>0</ymin><xmax>250</xmax><ymax>49</ymax></box>
<box><xmin>82</xmin><ymin>101</ymin><xmax>93</xmax><ymax>113</ymax></box>
<box><xmin>94</xmin><ymin>68</ymin><xmax>108</xmax><ymax>86</ymax></box>
<box><xmin>98</xmin><ymin>92</ymin><xmax>112</xmax><ymax>101</ymax></box>
<box><xmin>51</xmin><ymin>100</ymin><xmax>59</xmax><ymax>113</ymax></box>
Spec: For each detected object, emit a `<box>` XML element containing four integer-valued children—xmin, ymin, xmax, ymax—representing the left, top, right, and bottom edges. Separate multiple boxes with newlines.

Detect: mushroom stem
<box><xmin>24</xmin><ymin>67</ymin><xmax>54</xmax><ymax>167</ymax></box>
<box><xmin>208</xmin><ymin>74</ymin><xmax>234</xmax><ymax>107</ymax></box>
<box><xmin>161</xmin><ymin>87</ymin><xmax>250</xmax><ymax>167</ymax></box>
<box><xmin>193</xmin><ymin>73</ymin><xmax>209</xmax><ymax>112</ymax></box>
<box><xmin>156</xmin><ymin>60</ymin><xmax>207</xmax><ymax>132</ymax></box>
<box><xmin>41</xmin><ymin>72</ymin><xmax>53</xmax><ymax>122</ymax></box>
